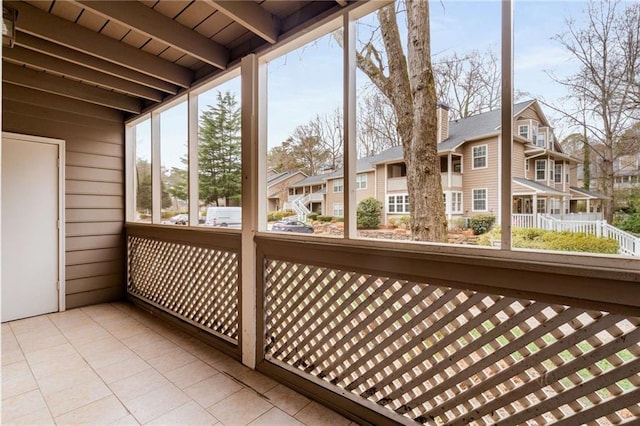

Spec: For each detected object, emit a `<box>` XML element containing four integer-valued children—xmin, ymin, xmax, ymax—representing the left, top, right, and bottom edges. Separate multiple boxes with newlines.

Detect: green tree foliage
<box><xmin>136</xmin><ymin>159</ymin><xmax>172</xmax><ymax>212</ymax></box>
<box><xmin>199</xmin><ymin>91</ymin><xmax>242</xmax><ymax>206</ymax></box>
<box><xmin>357</xmin><ymin>197</ymin><xmax>383</xmax><ymax>229</ymax></box>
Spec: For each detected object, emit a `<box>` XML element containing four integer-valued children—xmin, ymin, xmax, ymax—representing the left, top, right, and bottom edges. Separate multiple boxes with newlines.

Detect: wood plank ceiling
<box><xmin>2</xmin><ymin>0</ymin><xmax>346</xmax><ymax>117</ymax></box>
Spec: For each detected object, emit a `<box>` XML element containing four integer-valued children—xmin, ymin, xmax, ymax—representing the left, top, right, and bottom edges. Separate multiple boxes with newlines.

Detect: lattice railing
<box><xmin>263</xmin><ymin>259</ymin><xmax>640</xmax><ymax>425</ymax></box>
<box><xmin>127</xmin><ymin>234</ymin><xmax>239</xmax><ymax>343</ymax></box>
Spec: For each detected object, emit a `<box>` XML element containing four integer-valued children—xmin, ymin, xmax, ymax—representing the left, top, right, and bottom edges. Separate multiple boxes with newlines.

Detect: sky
<box><xmin>140</xmin><ymin>0</ymin><xmax>621</xmax><ymax>169</ymax></box>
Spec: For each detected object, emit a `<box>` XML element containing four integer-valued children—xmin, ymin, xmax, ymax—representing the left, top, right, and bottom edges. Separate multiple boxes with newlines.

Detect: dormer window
<box><xmin>536</xmin><ymin>132</ymin><xmax>545</xmax><ymax>148</ymax></box>
<box><xmin>518</xmin><ymin>125</ymin><xmax>529</xmax><ymax>140</ymax></box>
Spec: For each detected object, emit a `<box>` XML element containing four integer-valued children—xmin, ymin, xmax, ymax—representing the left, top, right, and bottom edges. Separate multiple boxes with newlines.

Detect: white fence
<box><xmin>536</xmin><ymin>215</ymin><xmax>640</xmax><ymax>256</ymax></box>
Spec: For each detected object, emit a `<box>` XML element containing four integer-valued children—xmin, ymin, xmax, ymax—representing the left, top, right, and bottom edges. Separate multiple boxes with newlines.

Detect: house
<box><xmin>266</xmin><ymin>170</ymin><xmax>306</xmax><ymax>212</ymax></box>
<box><xmin>1</xmin><ymin>1</ymin><xmax>637</xmax><ymax>425</ymax></box>
<box><xmin>287</xmin><ymin>100</ymin><xmax>606</xmax><ymax>225</ymax></box>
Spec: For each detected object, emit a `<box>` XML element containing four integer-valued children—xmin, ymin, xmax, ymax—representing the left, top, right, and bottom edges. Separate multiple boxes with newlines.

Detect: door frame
<box><xmin>2</xmin><ymin>132</ymin><xmax>66</xmax><ymax>313</ymax></box>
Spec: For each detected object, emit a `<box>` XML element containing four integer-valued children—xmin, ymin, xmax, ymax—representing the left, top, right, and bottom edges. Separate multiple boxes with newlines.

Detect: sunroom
<box><xmin>2</xmin><ymin>1</ymin><xmax>639</xmax><ymax>425</ymax></box>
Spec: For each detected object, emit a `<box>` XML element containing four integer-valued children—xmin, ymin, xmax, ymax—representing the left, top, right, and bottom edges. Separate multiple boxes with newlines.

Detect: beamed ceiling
<box><xmin>2</xmin><ymin>0</ymin><xmax>348</xmax><ymax>117</ymax></box>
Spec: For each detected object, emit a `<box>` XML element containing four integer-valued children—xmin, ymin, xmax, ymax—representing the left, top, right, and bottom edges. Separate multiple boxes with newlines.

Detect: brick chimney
<box><xmin>437</xmin><ymin>103</ymin><xmax>450</xmax><ymax>143</ymax></box>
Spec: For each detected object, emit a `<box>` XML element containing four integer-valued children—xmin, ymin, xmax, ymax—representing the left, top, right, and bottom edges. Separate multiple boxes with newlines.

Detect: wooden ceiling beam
<box><xmin>74</xmin><ymin>1</ymin><xmax>229</xmax><ymax>69</ymax></box>
<box><xmin>15</xmin><ymin>32</ymin><xmax>178</xmax><ymax>94</ymax></box>
<box><xmin>205</xmin><ymin>1</ymin><xmax>280</xmax><ymax>44</ymax></box>
<box><xmin>4</xmin><ymin>46</ymin><xmax>165</xmax><ymax>102</ymax></box>
<box><xmin>6</xmin><ymin>1</ymin><xmax>193</xmax><ymax>88</ymax></box>
<box><xmin>2</xmin><ymin>62</ymin><xmax>142</xmax><ymax>113</ymax></box>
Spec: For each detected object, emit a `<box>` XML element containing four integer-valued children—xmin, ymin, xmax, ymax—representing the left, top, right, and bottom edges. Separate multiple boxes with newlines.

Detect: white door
<box><xmin>2</xmin><ymin>134</ymin><xmax>62</xmax><ymax>322</ymax></box>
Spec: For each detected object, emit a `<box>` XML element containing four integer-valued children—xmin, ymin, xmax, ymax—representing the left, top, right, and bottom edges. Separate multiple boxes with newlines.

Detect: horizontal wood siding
<box><xmin>512</xmin><ymin>142</ymin><xmax>526</xmax><ymax>179</ymax></box>
<box><xmin>462</xmin><ymin>137</ymin><xmax>499</xmax><ymax>217</ymax></box>
<box><xmin>355</xmin><ymin>171</ymin><xmax>376</xmax><ymax>203</ymax></box>
<box><xmin>2</xmin><ymin>85</ymin><xmax>125</xmax><ymax>308</ymax></box>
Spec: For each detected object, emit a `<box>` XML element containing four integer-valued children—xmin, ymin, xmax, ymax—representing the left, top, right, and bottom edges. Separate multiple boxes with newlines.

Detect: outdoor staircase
<box><xmin>289</xmin><ymin>194</ymin><xmax>311</xmax><ymax>221</ymax></box>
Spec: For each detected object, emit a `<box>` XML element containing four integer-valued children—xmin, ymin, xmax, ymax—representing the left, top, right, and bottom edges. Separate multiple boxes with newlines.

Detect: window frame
<box><xmin>332</xmin><ymin>178</ymin><xmax>344</xmax><ymax>193</ymax></box>
<box><xmin>472</xmin><ymin>144</ymin><xmax>488</xmax><ymax>170</ymax></box>
<box><xmin>451</xmin><ymin>191</ymin><xmax>463</xmax><ymax>214</ymax></box>
<box><xmin>518</xmin><ymin>125</ymin><xmax>529</xmax><ymax>140</ymax></box>
<box><xmin>387</xmin><ymin>194</ymin><xmax>410</xmax><ymax>214</ymax></box>
<box><xmin>472</xmin><ymin>188</ymin><xmax>488</xmax><ymax>212</ymax></box>
<box><xmin>554</xmin><ymin>163</ymin><xmax>562</xmax><ymax>183</ymax></box>
<box><xmin>535</xmin><ymin>160</ymin><xmax>546</xmax><ymax>181</ymax></box>
<box><xmin>333</xmin><ymin>202</ymin><xmax>344</xmax><ymax>217</ymax></box>
<box><xmin>356</xmin><ymin>173</ymin><xmax>367</xmax><ymax>190</ymax></box>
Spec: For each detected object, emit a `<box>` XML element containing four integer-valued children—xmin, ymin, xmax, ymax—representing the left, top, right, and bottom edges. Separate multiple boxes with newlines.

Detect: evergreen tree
<box><xmin>199</xmin><ymin>91</ymin><xmax>242</xmax><ymax>206</ymax></box>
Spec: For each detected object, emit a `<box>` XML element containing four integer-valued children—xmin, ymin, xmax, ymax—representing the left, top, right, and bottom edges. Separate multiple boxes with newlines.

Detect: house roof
<box><xmin>570</xmin><ymin>186</ymin><xmax>607</xmax><ymax>199</ymax></box>
<box><xmin>438</xmin><ymin>100</ymin><xmax>536</xmax><ymax>152</ymax></box>
<box><xmin>267</xmin><ymin>171</ymin><xmax>305</xmax><ymax>187</ymax></box>
<box><xmin>290</xmin><ymin>157</ymin><xmax>376</xmax><ymax>187</ymax></box>
<box><xmin>513</xmin><ymin>177</ymin><xmax>569</xmax><ymax>196</ymax></box>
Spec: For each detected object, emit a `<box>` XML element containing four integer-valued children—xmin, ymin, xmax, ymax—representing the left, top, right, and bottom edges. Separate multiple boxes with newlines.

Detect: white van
<box><xmin>205</xmin><ymin>207</ymin><xmax>242</xmax><ymax>227</ymax></box>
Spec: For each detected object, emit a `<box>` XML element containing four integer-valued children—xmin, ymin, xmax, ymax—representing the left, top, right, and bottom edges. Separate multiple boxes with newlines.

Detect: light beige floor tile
<box><xmin>249</xmin><ymin>407</ymin><xmax>305</xmax><ymax>426</ymax></box>
<box><xmin>81</xmin><ymin>304</ymin><xmax>128</xmax><ymax>322</ymax></box>
<box><xmin>146</xmin><ymin>347</ymin><xmax>197</xmax><ymax>373</ymax></box>
<box><xmin>208</xmin><ymin>388</ymin><xmax>272</xmax><ymax>426</ymax></box>
<box><xmin>60</xmin><ymin>323</ymin><xmax>111</xmax><ymax>344</ymax></box>
<box><xmin>24</xmin><ymin>342</ymin><xmax>77</xmax><ymax>366</ymax></box>
<box><xmin>9</xmin><ymin>316</ymin><xmax>55</xmax><ymax>335</ymax></box>
<box><xmin>110</xmin><ymin>368</ymin><xmax>171</xmax><ymax>403</ymax></box>
<box><xmin>16</xmin><ymin>333</ymin><xmax>68</xmax><ymax>353</ymax></box>
<box><xmin>28</xmin><ymin>352</ymin><xmax>88</xmax><ymax>381</ymax></box>
<box><xmin>207</xmin><ymin>353</ymin><xmax>250</xmax><ymax>377</ymax></box>
<box><xmin>108</xmin><ymin>414</ymin><xmax>140</xmax><ymax>425</ymax></box>
<box><xmin>264</xmin><ymin>384</ymin><xmax>311</xmax><ymax>416</ymax></box>
<box><xmin>131</xmin><ymin>338</ymin><xmax>179</xmax><ymax>361</ymax></box>
<box><xmin>6</xmin><ymin>407</ymin><xmax>54</xmax><ymax>426</ymax></box>
<box><xmin>43</xmin><ymin>376</ymin><xmax>112</xmax><ymax>417</ymax></box>
<box><xmin>102</xmin><ymin>319</ymin><xmax>150</xmax><ymax>340</ymax></box>
<box><xmin>85</xmin><ymin>346</ymin><xmax>138</xmax><ymax>369</ymax></box>
<box><xmin>2</xmin><ymin>363</ymin><xmax>38</xmax><ymax>400</ymax></box>
<box><xmin>147</xmin><ymin>401</ymin><xmax>219</xmax><ymax>426</ymax></box>
<box><xmin>235</xmin><ymin>370</ymin><xmax>279</xmax><ymax>394</ymax></box>
<box><xmin>54</xmin><ymin>395</ymin><xmax>129</xmax><ymax>425</ymax></box>
<box><xmin>75</xmin><ymin>336</ymin><xmax>126</xmax><ymax>358</ymax></box>
<box><xmin>2</xmin><ymin>348</ymin><xmax>26</xmax><ymax>366</ymax></box>
<box><xmin>124</xmin><ymin>382</ymin><xmax>190</xmax><ymax>424</ymax></box>
<box><xmin>36</xmin><ymin>364</ymin><xmax>99</xmax><ymax>396</ymax></box>
<box><xmin>1</xmin><ymin>389</ymin><xmax>48</xmax><ymax>423</ymax></box>
<box><xmin>163</xmin><ymin>359</ymin><xmax>218</xmax><ymax>389</ymax></box>
<box><xmin>294</xmin><ymin>402</ymin><xmax>351</xmax><ymax>426</ymax></box>
<box><xmin>47</xmin><ymin>309</ymin><xmax>92</xmax><ymax>329</ymax></box>
<box><xmin>184</xmin><ymin>373</ymin><xmax>243</xmax><ymax>408</ymax></box>
<box><xmin>121</xmin><ymin>330</ymin><xmax>166</xmax><ymax>350</ymax></box>
<box><xmin>95</xmin><ymin>354</ymin><xmax>151</xmax><ymax>384</ymax></box>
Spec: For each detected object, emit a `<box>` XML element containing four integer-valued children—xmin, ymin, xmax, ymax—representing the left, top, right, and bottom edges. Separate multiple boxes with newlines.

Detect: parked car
<box><xmin>272</xmin><ymin>220</ymin><xmax>314</xmax><ymax>233</ymax></box>
<box><xmin>169</xmin><ymin>213</ymin><xmax>188</xmax><ymax>225</ymax></box>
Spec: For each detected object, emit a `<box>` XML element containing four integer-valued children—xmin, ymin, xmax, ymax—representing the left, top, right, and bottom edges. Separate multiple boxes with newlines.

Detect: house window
<box><xmin>472</xmin><ymin>189</ymin><xmax>487</xmax><ymax>211</ymax></box>
<box><xmin>536</xmin><ymin>132</ymin><xmax>545</xmax><ymax>147</ymax></box>
<box><xmin>333</xmin><ymin>202</ymin><xmax>343</xmax><ymax>217</ymax></box>
<box><xmin>472</xmin><ymin>145</ymin><xmax>487</xmax><ymax>169</ymax></box>
<box><xmin>451</xmin><ymin>192</ymin><xmax>463</xmax><ymax>213</ymax></box>
<box><xmin>518</xmin><ymin>125</ymin><xmax>529</xmax><ymax>140</ymax></box>
<box><xmin>535</xmin><ymin>160</ymin><xmax>546</xmax><ymax>181</ymax></box>
<box><xmin>550</xmin><ymin>198</ymin><xmax>561</xmax><ymax>214</ymax></box>
<box><xmin>555</xmin><ymin>163</ymin><xmax>562</xmax><ymax>183</ymax></box>
<box><xmin>549</xmin><ymin>160</ymin><xmax>555</xmax><ymax>181</ymax></box>
<box><xmin>356</xmin><ymin>173</ymin><xmax>367</xmax><ymax>190</ymax></box>
<box><xmin>537</xmin><ymin>199</ymin><xmax>546</xmax><ymax>213</ymax></box>
<box><xmin>388</xmin><ymin>194</ymin><xmax>409</xmax><ymax>213</ymax></box>
<box><xmin>333</xmin><ymin>178</ymin><xmax>343</xmax><ymax>193</ymax></box>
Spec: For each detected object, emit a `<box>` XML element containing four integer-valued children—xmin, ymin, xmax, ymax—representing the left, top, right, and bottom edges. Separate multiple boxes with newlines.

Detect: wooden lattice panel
<box><xmin>263</xmin><ymin>259</ymin><xmax>640</xmax><ymax>425</ymax></box>
<box><xmin>128</xmin><ymin>235</ymin><xmax>239</xmax><ymax>342</ymax></box>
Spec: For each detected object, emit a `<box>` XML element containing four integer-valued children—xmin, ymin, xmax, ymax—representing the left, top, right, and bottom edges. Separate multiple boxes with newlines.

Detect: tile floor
<box><xmin>2</xmin><ymin>302</ymin><xmax>354</xmax><ymax>425</ymax></box>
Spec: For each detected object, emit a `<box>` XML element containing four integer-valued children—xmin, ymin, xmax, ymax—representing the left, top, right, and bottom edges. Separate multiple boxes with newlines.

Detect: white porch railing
<box><xmin>537</xmin><ymin>215</ymin><xmax>640</xmax><ymax>256</ymax></box>
<box><xmin>548</xmin><ymin>212</ymin><xmax>603</xmax><ymax>221</ymax></box>
<box><xmin>512</xmin><ymin>214</ymin><xmax>534</xmax><ymax>228</ymax></box>
<box><xmin>289</xmin><ymin>194</ymin><xmax>311</xmax><ymax>221</ymax></box>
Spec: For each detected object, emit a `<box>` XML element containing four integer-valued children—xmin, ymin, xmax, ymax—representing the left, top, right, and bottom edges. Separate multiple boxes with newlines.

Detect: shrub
<box><xmin>470</xmin><ymin>214</ymin><xmax>496</xmax><ymax>235</ymax></box>
<box><xmin>614</xmin><ymin>213</ymin><xmax>640</xmax><ymax>235</ymax></box>
<box><xmin>357</xmin><ymin>197</ymin><xmax>383</xmax><ymax>229</ymax></box>
<box><xmin>318</xmin><ymin>215</ymin><xmax>333</xmax><ymax>222</ymax></box>
<box><xmin>388</xmin><ymin>215</ymin><xmax>410</xmax><ymax>228</ymax></box>
<box><xmin>267</xmin><ymin>210</ymin><xmax>294</xmax><ymax>221</ymax></box>
<box><xmin>479</xmin><ymin>226</ymin><xmax>619</xmax><ymax>254</ymax></box>
<box><xmin>334</xmin><ymin>216</ymin><xmax>344</xmax><ymax>222</ymax></box>
<box><xmin>307</xmin><ymin>212</ymin><xmax>319</xmax><ymax>221</ymax></box>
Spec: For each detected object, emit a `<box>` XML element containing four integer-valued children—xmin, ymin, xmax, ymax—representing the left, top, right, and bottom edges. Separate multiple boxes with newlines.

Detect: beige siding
<box><xmin>324</xmin><ymin>176</ymin><xmax>344</xmax><ymax>216</ymax></box>
<box><xmin>355</xmin><ymin>171</ymin><xmax>376</xmax><ymax>204</ymax></box>
<box><xmin>512</xmin><ymin>142</ymin><xmax>526</xmax><ymax>179</ymax></box>
<box><xmin>462</xmin><ymin>137</ymin><xmax>499</xmax><ymax>217</ymax></box>
<box><xmin>2</xmin><ymin>87</ymin><xmax>125</xmax><ymax>309</ymax></box>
